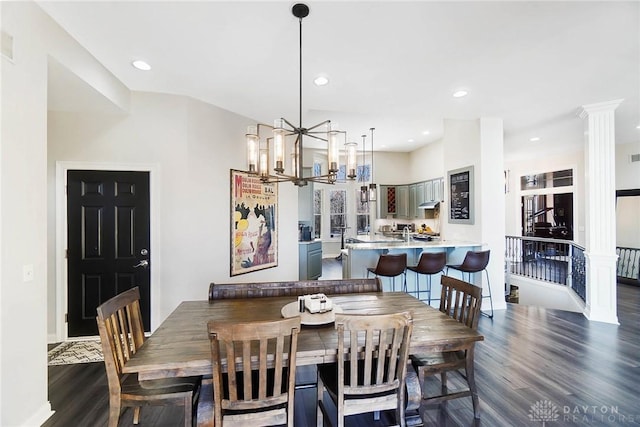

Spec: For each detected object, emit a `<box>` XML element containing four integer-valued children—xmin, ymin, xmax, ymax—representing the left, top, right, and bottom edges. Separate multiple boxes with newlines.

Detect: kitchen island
<box><xmin>341</xmin><ymin>236</ymin><xmax>483</xmax><ymax>298</ymax></box>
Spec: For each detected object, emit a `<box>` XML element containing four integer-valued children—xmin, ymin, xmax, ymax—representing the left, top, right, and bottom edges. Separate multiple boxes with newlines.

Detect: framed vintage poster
<box><xmin>230</xmin><ymin>169</ymin><xmax>278</xmax><ymax>276</ymax></box>
<box><xmin>448</xmin><ymin>165</ymin><xmax>474</xmax><ymax>224</ymax></box>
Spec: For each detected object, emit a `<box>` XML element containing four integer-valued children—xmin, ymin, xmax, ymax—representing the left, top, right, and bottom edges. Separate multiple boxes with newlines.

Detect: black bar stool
<box><xmin>407</xmin><ymin>252</ymin><xmax>447</xmax><ymax>304</ymax></box>
<box><xmin>446</xmin><ymin>250</ymin><xmax>493</xmax><ymax>318</ymax></box>
<box><xmin>366</xmin><ymin>253</ymin><xmax>407</xmax><ymax>292</ymax></box>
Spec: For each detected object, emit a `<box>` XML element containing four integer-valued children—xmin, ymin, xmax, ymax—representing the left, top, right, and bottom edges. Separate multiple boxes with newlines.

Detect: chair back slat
<box><xmin>439</xmin><ymin>275</ymin><xmax>483</xmax><ymax>329</ymax></box>
<box><xmin>335</xmin><ymin>312</ymin><xmax>413</xmax><ymax>396</ymax></box>
<box><xmin>208</xmin><ymin>317</ymin><xmax>301</xmax><ymax>425</ymax></box>
<box><xmin>96</xmin><ymin>287</ymin><xmax>146</xmax><ymax>391</ymax></box>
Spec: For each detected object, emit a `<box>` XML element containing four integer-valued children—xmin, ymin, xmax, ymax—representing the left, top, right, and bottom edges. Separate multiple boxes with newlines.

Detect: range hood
<box><xmin>418</xmin><ymin>201</ymin><xmax>440</xmax><ymax>209</ymax></box>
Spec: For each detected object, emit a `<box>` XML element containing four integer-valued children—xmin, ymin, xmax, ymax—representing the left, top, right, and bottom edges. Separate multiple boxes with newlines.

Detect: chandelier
<box><xmin>245</xmin><ymin>3</ymin><xmax>355</xmax><ymax>187</ymax></box>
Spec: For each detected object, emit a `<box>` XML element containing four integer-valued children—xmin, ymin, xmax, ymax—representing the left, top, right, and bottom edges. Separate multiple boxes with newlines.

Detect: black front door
<box><xmin>67</xmin><ymin>170</ymin><xmax>151</xmax><ymax>337</ymax></box>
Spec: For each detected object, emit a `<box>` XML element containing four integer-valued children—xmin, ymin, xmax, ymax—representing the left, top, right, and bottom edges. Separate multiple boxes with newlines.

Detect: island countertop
<box><xmin>345</xmin><ymin>238</ymin><xmax>481</xmax><ymax>251</ymax></box>
<box><xmin>341</xmin><ymin>238</ymin><xmax>484</xmax><ymax>281</ymax></box>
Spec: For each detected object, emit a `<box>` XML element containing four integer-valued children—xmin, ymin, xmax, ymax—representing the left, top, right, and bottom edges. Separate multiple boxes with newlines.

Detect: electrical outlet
<box><xmin>23</xmin><ymin>264</ymin><xmax>34</xmax><ymax>282</ymax></box>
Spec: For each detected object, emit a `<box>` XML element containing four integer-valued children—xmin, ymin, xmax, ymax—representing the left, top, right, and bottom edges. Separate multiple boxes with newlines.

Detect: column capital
<box><xmin>578</xmin><ymin>99</ymin><xmax>624</xmax><ymax>119</ymax></box>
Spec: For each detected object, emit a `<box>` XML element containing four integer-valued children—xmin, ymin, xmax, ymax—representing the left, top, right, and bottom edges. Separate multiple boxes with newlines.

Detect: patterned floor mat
<box><xmin>48</xmin><ymin>340</ymin><xmax>104</xmax><ymax>365</ymax></box>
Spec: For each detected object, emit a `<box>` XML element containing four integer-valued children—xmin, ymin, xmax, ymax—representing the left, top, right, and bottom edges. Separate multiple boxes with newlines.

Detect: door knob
<box><xmin>133</xmin><ymin>260</ymin><xmax>149</xmax><ymax>269</ymax></box>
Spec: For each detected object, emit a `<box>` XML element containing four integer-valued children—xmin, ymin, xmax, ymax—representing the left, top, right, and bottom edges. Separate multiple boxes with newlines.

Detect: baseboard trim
<box><xmin>22</xmin><ymin>401</ymin><xmax>54</xmax><ymax>427</ymax></box>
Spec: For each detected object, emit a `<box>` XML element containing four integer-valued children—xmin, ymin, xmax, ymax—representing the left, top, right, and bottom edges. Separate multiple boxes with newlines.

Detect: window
<box><xmin>520</xmin><ymin>169</ymin><xmax>574</xmax><ymax>240</ymax></box>
<box><xmin>313</xmin><ymin>189</ymin><xmax>322</xmax><ymax>239</ymax></box>
<box><xmin>329</xmin><ymin>189</ymin><xmax>347</xmax><ymax>237</ymax></box>
<box><xmin>520</xmin><ymin>169</ymin><xmax>573</xmax><ymax>191</ymax></box>
<box><xmin>357</xmin><ymin>164</ymin><xmax>370</xmax><ymax>182</ymax></box>
<box><xmin>356</xmin><ymin>189</ymin><xmax>369</xmax><ymax>234</ymax></box>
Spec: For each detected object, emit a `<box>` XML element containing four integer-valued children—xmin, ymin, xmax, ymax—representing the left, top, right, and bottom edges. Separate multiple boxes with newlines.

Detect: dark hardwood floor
<box><xmin>44</xmin><ymin>260</ymin><xmax>640</xmax><ymax>426</ymax></box>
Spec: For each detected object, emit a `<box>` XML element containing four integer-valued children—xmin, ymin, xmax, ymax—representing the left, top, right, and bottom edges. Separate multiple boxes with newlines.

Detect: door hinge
<box><xmin>65</xmin><ymin>249</ymin><xmax>69</xmax><ymax>259</ymax></box>
<box><xmin>65</xmin><ymin>313</ymin><xmax>68</xmax><ymax>323</ymax></box>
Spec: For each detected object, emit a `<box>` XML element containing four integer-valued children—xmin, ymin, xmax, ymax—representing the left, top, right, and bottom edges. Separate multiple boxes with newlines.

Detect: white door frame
<box><xmin>55</xmin><ymin>161</ymin><xmax>161</xmax><ymax>342</ymax></box>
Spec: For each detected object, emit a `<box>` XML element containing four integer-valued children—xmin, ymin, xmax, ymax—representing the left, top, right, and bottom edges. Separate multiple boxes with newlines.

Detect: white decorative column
<box><xmin>578</xmin><ymin>99</ymin><xmax>623</xmax><ymax>324</ymax></box>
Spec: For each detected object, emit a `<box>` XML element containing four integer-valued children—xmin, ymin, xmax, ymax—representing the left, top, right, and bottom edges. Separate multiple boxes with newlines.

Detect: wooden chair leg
<box><xmin>440</xmin><ymin>372</ymin><xmax>448</xmax><ymax>410</ymax></box>
<box><xmin>133</xmin><ymin>406</ymin><xmax>141</xmax><ymax>424</ymax></box>
<box><xmin>465</xmin><ymin>349</ymin><xmax>481</xmax><ymax>419</ymax></box>
<box><xmin>397</xmin><ymin>386</ymin><xmax>407</xmax><ymax>427</ymax></box>
<box><xmin>108</xmin><ymin>398</ymin><xmax>121</xmax><ymax>427</ymax></box>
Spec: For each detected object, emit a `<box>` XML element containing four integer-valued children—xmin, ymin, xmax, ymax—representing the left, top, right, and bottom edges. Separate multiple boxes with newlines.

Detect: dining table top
<box><xmin>123</xmin><ymin>292</ymin><xmax>484</xmax><ymax>381</ymax></box>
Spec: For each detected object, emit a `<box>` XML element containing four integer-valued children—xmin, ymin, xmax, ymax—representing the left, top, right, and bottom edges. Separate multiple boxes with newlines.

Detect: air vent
<box><xmin>1</xmin><ymin>31</ymin><xmax>13</xmax><ymax>61</ymax></box>
<box><xmin>631</xmin><ymin>154</ymin><xmax>640</xmax><ymax>163</ymax></box>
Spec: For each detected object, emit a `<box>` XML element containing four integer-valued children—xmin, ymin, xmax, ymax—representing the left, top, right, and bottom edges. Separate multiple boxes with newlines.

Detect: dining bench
<box><xmin>208</xmin><ymin>278</ymin><xmax>382</xmax><ymax>302</ymax></box>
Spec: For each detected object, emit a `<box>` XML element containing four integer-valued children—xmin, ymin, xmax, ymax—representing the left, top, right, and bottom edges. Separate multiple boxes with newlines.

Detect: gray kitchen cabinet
<box><xmin>416</xmin><ymin>182</ymin><xmax>425</xmax><ymax>218</ymax></box>
<box><xmin>409</xmin><ymin>184</ymin><xmax>417</xmax><ymax>218</ymax></box>
<box><xmin>396</xmin><ymin>185</ymin><xmax>409</xmax><ymax>218</ymax></box>
<box><xmin>378</xmin><ymin>185</ymin><xmax>388</xmax><ymax>217</ymax></box>
<box><xmin>424</xmin><ymin>180</ymin><xmax>434</xmax><ymax>201</ymax></box>
<box><xmin>433</xmin><ymin>177</ymin><xmax>444</xmax><ymax>202</ymax></box>
<box><xmin>378</xmin><ymin>179</ymin><xmax>442</xmax><ymax>219</ymax></box>
<box><xmin>299</xmin><ymin>240</ymin><xmax>322</xmax><ymax>280</ymax></box>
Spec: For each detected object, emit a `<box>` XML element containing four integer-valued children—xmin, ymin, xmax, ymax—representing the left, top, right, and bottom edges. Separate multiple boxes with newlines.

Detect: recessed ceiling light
<box><xmin>408</xmin><ymin>139</ymin><xmax>414</xmax><ymax>143</ymax></box>
<box><xmin>530</xmin><ymin>137</ymin><xmax>541</xmax><ymax>142</ymax></box>
<box><xmin>422</xmin><ymin>130</ymin><xmax>430</xmax><ymax>135</ymax></box>
<box><xmin>313</xmin><ymin>76</ymin><xmax>329</xmax><ymax>86</ymax></box>
<box><xmin>453</xmin><ymin>90</ymin><xmax>468</xmax><ymax>98</ymax></box>
<box><xmin>132</xmin><ymin>60</ymin><xmax>151</xmax><ymax>71</ymax></box>
<box><xmin>636</xmin><ymin>124</ymin><xmax>640</xmax><ymax>129</ymax></box>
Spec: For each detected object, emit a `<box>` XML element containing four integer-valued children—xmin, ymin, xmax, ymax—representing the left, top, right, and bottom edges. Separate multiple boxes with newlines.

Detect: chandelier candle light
<box><xmin>245</xmin><ymin>3</ymin><xmax>355</xmax><ymax>187</ymax></box>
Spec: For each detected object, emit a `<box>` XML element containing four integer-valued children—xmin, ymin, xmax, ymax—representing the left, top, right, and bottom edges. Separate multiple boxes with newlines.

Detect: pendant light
<box><xmin>368</xmin><ymin>127</ymin><xmax>377</xmax><ymax>201</ymax></box>
<box><xmin>360</xmin><ymin>134</ymin><xmax>368</xmax><ymax>203</ymax></box>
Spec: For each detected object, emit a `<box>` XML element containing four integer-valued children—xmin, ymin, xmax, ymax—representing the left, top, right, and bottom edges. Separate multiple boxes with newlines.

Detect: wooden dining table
<box><xmin>123</xmin><ymin>291</ymin><xmax>484</xmax><ymax>423</ymax></box>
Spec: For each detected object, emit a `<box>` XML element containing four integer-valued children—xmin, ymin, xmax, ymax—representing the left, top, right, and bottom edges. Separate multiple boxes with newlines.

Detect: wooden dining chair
<box><xmin>410</xmin><ymin>275</ymin><xmax>483</xmax><ymax>419</ymax></box>
<box><xmin>207</xmin><ymin>316</ymin><xmax>301</xmax><ymax>427</ymax></box>
<box><xmin>317</xmin><ymin>311</ymin><xmax>414</xmax><ymax>427</ymax></box>
<box><xmin>96</xmin><ymin>287</ymin><xmax>201</xmax><ymax>427</ymax></box>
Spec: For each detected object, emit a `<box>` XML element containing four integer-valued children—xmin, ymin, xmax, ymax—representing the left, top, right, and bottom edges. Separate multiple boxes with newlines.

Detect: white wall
<box><xmin>442</xmin><ymin>119</ymin><xmax>507</xmax><ymax>313</ymax></box>
<box><xmin>2</xmin><ymin>2</ymin><xmax>53</xmax><ymax>425</ymax></box>
<box><xmin>370</xmin><ymin>151</ymin><xmax>411</xmax><ymax>185</ymax></box>
<box><xmin>442</xmin><ymin>120</ymin><xmax>482</xmax><ymax>243</ymax></box>
<box><xmin>408</xmin><ymin>140</ymin><xmax>444</xmax><ymax>183</ymax></box>
<box><xmin>615</xmin><ymin>142</ymin><xmax>640</xmax><ymax>190</ymax></box>
<box><xmin>48</xmin><ymin>92</ymin><xmax>299</xmax><ymax>330</ymax></box>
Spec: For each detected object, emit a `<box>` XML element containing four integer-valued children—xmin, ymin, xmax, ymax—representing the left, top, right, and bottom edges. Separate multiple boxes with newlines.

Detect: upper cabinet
<box><xmin>424</xmin><ymin>180</ymin><xmax>433</xmax><ymax>203</ymax></box>
<box><xmin>433</xmin><ymin>177</ymin><xmax>444</xmax><ymax>202</ymax></box>
<box><xmin>379</xmin><ymin>178</ymin><xmax>444</xmax><ymax>219</ymax></box>
<box><xmin>396</xmin><ymin>185</ymin><xmax>409</xmax><ymax>218</ymax></box>
<box><xmin>415</xmin><ymin>182</ymin><xmax>425</xmax><ymax>219</ymax></box>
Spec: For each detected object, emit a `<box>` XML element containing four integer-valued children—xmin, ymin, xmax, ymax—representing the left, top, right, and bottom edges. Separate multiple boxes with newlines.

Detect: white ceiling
<box><xmin>38</xmin><ymin>1</ymin><xmax>639</xmax><ymax>161</ymax></box>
